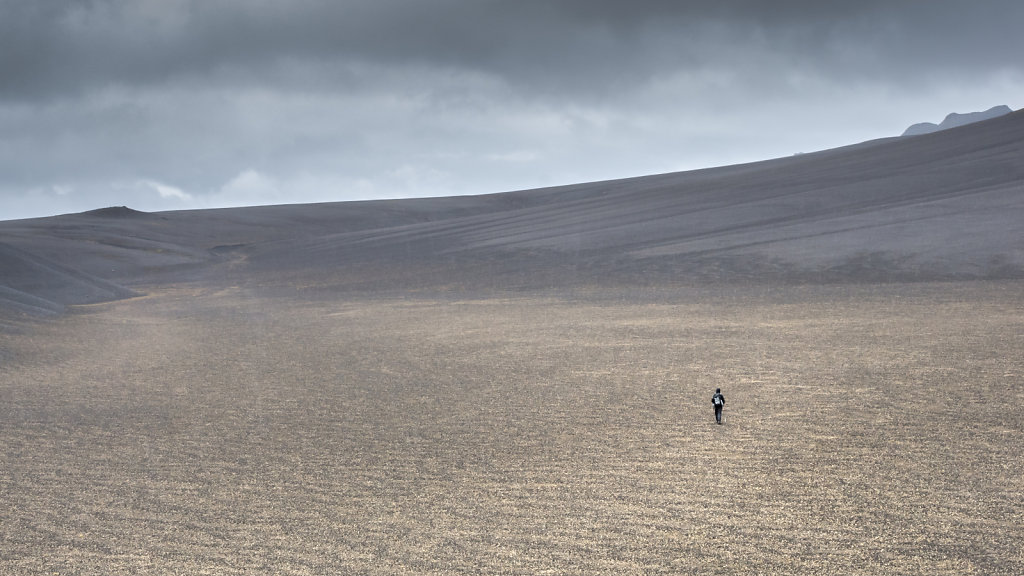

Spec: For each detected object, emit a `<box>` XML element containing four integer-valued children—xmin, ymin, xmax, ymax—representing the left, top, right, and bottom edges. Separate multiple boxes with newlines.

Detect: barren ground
<box><xmin>1</xmin><ymin>282</ymin><xmax>1022</xmax><ymax>574</ymax></box>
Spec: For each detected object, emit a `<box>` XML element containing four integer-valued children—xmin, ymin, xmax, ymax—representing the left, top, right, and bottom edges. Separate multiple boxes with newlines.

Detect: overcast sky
<box><xmin>2</xmin><ymin>0</ymin><xmax>1022</xmax><ymax>220</ymax></box>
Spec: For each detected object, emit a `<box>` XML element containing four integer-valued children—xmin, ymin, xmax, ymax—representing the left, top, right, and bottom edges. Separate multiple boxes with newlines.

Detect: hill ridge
<box><xmin>2</xmin><ymin>108</ymin><xmax>1023</xmax><ymax>310</ymax></box>
<box><xmin>901</xmin><ymin>104</ymin><xmax>1013</xmax><ymax>136</ymax></box>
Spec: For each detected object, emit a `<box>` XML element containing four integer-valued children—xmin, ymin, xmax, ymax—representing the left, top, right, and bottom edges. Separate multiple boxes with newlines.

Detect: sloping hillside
<box><xmin>1</xmin><ymin>109</ymin><xmax>1023</xmax><ymax>310</ymax></box>
<box><xmin>239</xmin><ymin>108</ymin><xmax>1024</xmax><ymax>288</ymax></box>
<box><xmin>0</xmin><ymin>241</ymin><xmax>139</xmax><ymax>315</ymax></box>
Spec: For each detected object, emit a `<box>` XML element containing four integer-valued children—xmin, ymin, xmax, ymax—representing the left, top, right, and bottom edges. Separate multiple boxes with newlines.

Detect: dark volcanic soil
<box><xmin>2</xmin><ymin>109</ymin><xmax>1024</xmax><ymax>312</ymax></box>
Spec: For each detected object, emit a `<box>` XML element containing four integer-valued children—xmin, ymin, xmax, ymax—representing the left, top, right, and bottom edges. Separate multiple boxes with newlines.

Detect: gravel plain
<box><xmin>2</xmin><ymin>281</ymin><xmax>1021</xmax><ymax>574</ymax></box>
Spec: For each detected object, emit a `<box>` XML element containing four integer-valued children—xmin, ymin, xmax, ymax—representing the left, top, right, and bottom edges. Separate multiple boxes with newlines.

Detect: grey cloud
<box><xmin>1</xmin><ymin>0</ymin><xmax>1022</xmax><ymax>220</ymax></box>
<box><xmin>4</xmin><ymin>0</ymin><xmax>1023</xmax><ymax>102</ymax></box>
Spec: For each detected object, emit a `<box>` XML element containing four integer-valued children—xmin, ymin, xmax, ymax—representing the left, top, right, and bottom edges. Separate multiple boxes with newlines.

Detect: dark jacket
<box><xmin>712</xmin><ymin>392</ymin><xmax>725</xmax><ymax>407</ymax></box>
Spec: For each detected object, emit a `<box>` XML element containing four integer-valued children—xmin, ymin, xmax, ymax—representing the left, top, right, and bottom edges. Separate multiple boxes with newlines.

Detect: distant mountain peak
<box><xmin>901</xmin><ymin>105</ymin><xmax>1013</xmax><ymax>137</ymax></box>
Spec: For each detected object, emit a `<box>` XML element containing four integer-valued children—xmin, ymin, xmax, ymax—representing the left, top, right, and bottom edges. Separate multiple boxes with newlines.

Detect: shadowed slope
<box><xmin>242</xmin><ymin>109</ymin><xmax>1024</xmax><ymax>287</ymax></box>
<box><xmin>0</xmin><ymin>196</ymin><xmax>530</xmax><ymax>310</ymax></box>
<box><xmin>0</xmin><ymin>242</ymin><xmax>139</xmax><ymax>315</ymax></box>
<box><xmin>1</xmin><ymin>109</ymin><xmax>1023</xmax><ymax>308</ymax></box>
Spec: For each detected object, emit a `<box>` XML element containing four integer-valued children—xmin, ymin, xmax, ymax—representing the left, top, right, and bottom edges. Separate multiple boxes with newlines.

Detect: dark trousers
<box><xmin>714</xmin><ymin>405</ymin><xmax>723</xmax><ymax>424</ymax></box>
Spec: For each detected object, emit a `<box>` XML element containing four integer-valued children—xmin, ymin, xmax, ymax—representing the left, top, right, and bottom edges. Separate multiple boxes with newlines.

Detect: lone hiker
<box><xmin>711</xmin><ymin>388</ymin><xmax>726</xmax><ymax>424</ymax></box>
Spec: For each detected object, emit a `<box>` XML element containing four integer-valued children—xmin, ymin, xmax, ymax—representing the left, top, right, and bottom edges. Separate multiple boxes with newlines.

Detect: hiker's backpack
<box><xmin>712</xmin><ymin>394</ymin><xmax>723</xmax><ymax>406</ymax></box>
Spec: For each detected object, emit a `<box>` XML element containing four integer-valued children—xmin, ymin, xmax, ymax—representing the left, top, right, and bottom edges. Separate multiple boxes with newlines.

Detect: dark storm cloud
<box><xmin>1</xmin><ymin>0</ymin><xmax>1022</xmax><ymax>219</ymax></box>
<box><xmin>5</xmin><ymin>0</ymin><xmax>1022</xmax><ymax>100</ymax></box>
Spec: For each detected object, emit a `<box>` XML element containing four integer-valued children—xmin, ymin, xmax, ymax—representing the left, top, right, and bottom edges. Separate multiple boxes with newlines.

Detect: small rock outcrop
<box><xmin>81</xmin><ymin>206</ymin><xmax>152</xmax><ymax>218</ymax></box>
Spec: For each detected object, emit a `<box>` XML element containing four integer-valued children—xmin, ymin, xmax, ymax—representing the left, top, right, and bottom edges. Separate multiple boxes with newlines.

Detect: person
<box><xmin>711</xmin><ymin>388</ymin><xmax>726</xmax><ymax>424</ymax></box>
